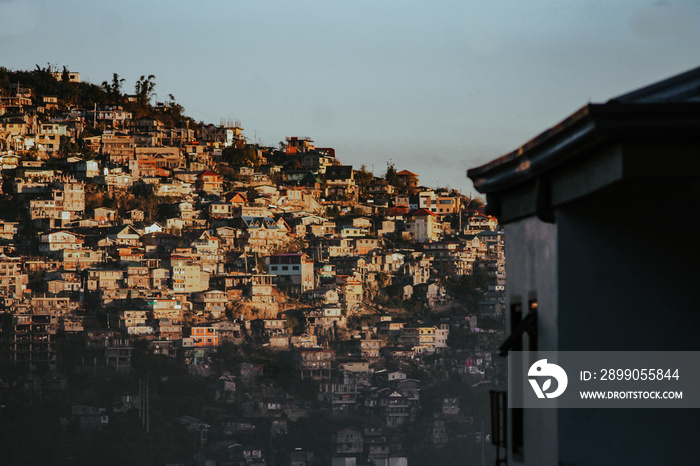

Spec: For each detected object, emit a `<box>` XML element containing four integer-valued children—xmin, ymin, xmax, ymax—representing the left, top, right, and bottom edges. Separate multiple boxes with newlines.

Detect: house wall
<box><xmin>503</xmin><ymin>215</ymin><xmax>558</xmax><ymax>466</ymax></box>
<box><xmin>554</xmin><ymin>201</ymin><xmax>700</xmax><ymax>466</ymax></box>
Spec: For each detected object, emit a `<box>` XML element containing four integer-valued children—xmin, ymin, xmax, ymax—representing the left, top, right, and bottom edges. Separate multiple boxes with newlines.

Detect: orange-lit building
<box><xmin>186</xmin><ymin>327</ymin><xmax>219</xmax><ymax>347</ymax></box>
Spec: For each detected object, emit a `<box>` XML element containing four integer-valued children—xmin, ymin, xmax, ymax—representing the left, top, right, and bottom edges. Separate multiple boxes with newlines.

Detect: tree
<box><xmin>101</xmin><ymin>72</ymin><xmax>124</xmax><ymax>105</ymax></box>
<box><xmin>385</xmin><ymin>161</ymin><xmax>399</xmax><ymax>186</ymax></box>
<box><xmin>160</xmin><ymin>94</ymin><xmax>193</xmax><ymax>128</ymax></box>
<box><xmin>355</xmin><ymin>164</ymin><xmax>373</xmax><ymax>194</ymax></box>
<box><xmin>326</xmin><ymin>205</ymin><xmax>341</xmax><ymax>218</ymax></box>
<box><xmin>222</xmin><ymin>145</ymin><xmax>258</xmax><ymax>167</ymax></box>
<box><xmin>466</xmin><ymin>196</ymin><xmax>485</xmax><ymax>210</ymax></box>
<box><xmin>443</xmin><ymin>260</ymin><xmax>490</xmax><ymax>311</ymax></box>
<box><xmin>134</xmin><ymin>74</ymin><xmax>156</xmax><ymax>107</ymax></box>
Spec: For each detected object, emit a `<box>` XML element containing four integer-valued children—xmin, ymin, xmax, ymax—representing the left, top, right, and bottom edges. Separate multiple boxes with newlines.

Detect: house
<box><xmin>39</xmin><ymin>230</ymin><xmax>84</xmax><ymax>253</ymax></box>
<box><xmin>209</xmin><ymin>201</ymin><xmax>234</xmax><ymax>219</ymax></box>
<box><xmin>266</xmin><ymin>252</ymin><xmax>315</xmax><ymax>294</ymax></box>
<box><xmin>149</xmin><ymin>267</ymin><xmax>170</xmax><ymax>290</ymax></box>
<box><xmin>398</xmin><ymin>326</ymin><xmax>438</xmax><ymax>354</ymax></box>
<box><xmin>404</xmin><ymin>209</ymin><xmax>441</xmax><ymax>242</ymax></box>
<box><xmin>72</xmin><ymin>159</ymin><xmax>100</xmax><ymax>179</ymax></box>
<box><xmin>127</xmin><ymin>209</ymin><xmax>145</xmax><ymax>223</ymax></box>
<box><xmin>183</xmin><ymin>327</ymin><xmax>219</xmax><ymax>347</ymax></box>
<box><xmin>395</xmin><ymin>170</ymin><xmax>418</xmax><ymax>190</ymax></box>
<box><xmin>467</xmin><ymin>66</ymin><xmax>700</xmax><ymax>466</ymax></box>
<box><xmin>143</xmin><ymin>222</ymin><xmax>163</xmax><ymax>234</ymax></box>
<box><xmin>300</xmin><ymin>150</ymin><xmax>335</xmax><ymax>174</ymax></box>
<box><xmin>336</xmin><ymin>276</ymin><xmax>362</xmax><ymax>310</ymax></box>
<box><xmin>429</xmin><ymin>195</ymin><xmax>460</xmax><ymax>215</ymax></box>
<box><xmin>377</xmin><ymin>389</ymin><xmax>410</xmax><ymax>427</ymax></box>
<box><xmin>170</xmin><ymin>255</ymin><xmax>209</xmax><ymax>294</ymax></box>
<box><xmin>236</xmin><ymin>216</ymin><xmax>289</xmax><ymax>254</ymax></box>
<box><xmin>71</xmin><ymin>405</ymin><xmax>109</xmax><ymax>432</ymax></box>
<box><xmin>50</xmin><ymin>70</ymin><xmax>81</xmax><ymax>82</ymax></box>
<box><xmin>196</xmin><ymin>170</ymin><xmax>223</xmax><ymax>194</ymax></box>
<box><xmin>294</xmin><ymin>347</ymin><xmax>334</xmax><ymax>380</ymax></box>
<box><xmin>467</xmin><ymin>213</ymin><xmax>498</xmax><ymax>231</ymax></box>
<box><xmin>61</xmin><ymin>249</ymin><xmax>103</xmax><ymax>270</ymax></box>
<box><xmin>368</xmin><ymin>180</ymin><xmax>395</xmax><ymax>196</ymax></box>
<box><xmin>324</xmin><ymin>165</ymin><xmax>357</xmax><ymax>200</ymax></box>
<box><xmin>83</xmin><ymin>268</ymin><xmax>124</xmax><ymax>291</ymax></box>
<box><xmin>93</xmin><ymin>207</ymin><xmax>117</xmax><ymax>224</ymax></box>
<box><xmin>193</xmin><ymin>290</ymin><xmax>228</xmax><ymax>318</ymax></box>
<box><xmin>0</xmin><ymin>221</ymin><xmax>18</xmax><ymax>240</ymax></box>
<box><xmin>101</xmin><ymin>132</ymin><xmax>134</xmax><ymax>164</ymax></box>
<box><xmin>224</xmin><ymin>190</ymin><xmax>248</xmax><ymax>206</ymax></box>
<box><xmin>100</xmin><ymin>225</ymin><xmax>140</xmax><ymax>246</ymax></box>
<box><xmin>199</xmin><ymin>123</ymin><xmax>245</xmax><ymax>148</ymax></box>
<box><xmin>125</xmin><ymin>264</ymin><xmax>149</xmax><ymax>289</ymax></box>
<box><xmin>285</xmin><ymin>136</ymin><xmax>315</xmax><ymax>154</ymax></box>
<box><xmin>335</xmin><ymin>427</ymin><xmax>363</xmax><ymax>455</ymax></box>
<box><xmin>146</xmin><ymin>296</ymin><xmax>185</xmax><ymax>321</ymax></box>
<box><xmin>88</xmin><ymin>106</ymin><xmax>132</xmax><ymax>129</ymax></box>
<box><xmin>0</xmin><ymin>255</ymin><xmax>27</xmax><ymax>297</ymax></box>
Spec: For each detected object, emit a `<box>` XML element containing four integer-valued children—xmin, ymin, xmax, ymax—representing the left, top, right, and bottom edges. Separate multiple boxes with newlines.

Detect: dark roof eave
<box><xmin>467</xmin><ymin>102</ymin><xmax>700</xmax><ymax>195</ymax></box>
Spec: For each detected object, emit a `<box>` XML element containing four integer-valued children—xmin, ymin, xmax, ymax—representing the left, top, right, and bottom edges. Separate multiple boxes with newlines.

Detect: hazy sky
<box><xmin>2</xmin><ymin>0</ymin><xmax>699</xmax><ymax>194</ymax></box>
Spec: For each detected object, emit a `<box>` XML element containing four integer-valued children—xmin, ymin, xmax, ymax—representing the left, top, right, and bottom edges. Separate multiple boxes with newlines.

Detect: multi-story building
<box><xmin>398</xmin><ymin>326</ymin><xmax>438</xmax><ymax>354</ymax></box>
<box><xmin>39</xmin><ymin>231</ymin><xmax>84</xmax><ymax>253</ymax></box>
<box><xmin>170</xmin><ymin>256</ymin><xmax>210</xmax><ymax>294</ymax></box>
<box><xmin>0</xmin><ymin>221</ymin><xmax>19</xmax><ymax>241</ymax></box>
<box><xmin>294</xmin><ymin>347</ymin><xmax>334</xmax><ymax>380</ymax></box>
<box><xmin>146</xmin><ymin>296</ymin><xmax>185</xmax><ymax>321</ymax></box>
<box><xmin>184</xmin><ymin>327</ymin><xmax>219</xmax><ymax>347</ymax></box>
<box><xmin>0</xmin><ymin>256</ymin><xmax>27</xmax><ymax>298</ymax></box>
<box><xmin>266</xmin><ymin>252</ymin><xmax>315</xmax><ymax>294</ymax></box>
<box><xmin>0</xmin><ymin>309</ymin><xmax>58</xmax><ymax>369</ymax></box>
<box><xmin>83</xmin><ymin>269</ymin><xmax>124</xmax><ymax>292</ymax></box>
<box><xmin>404</xmin><ymin>209</ymin><xmax>440</xmax><ymax>243</ymax></box>
<box><xmin>101</xmin><ymin>132</ymin><xmax>134</xmax><ymax>163</ymax></box>
<box><xmin>195</xmin><ymin>170</ymin><xmax>223</xmax><ymax>195</ymax></box>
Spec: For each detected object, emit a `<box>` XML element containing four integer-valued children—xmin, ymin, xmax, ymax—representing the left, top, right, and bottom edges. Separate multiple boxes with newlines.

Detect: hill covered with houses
<box><xmin>0</xmin><ymin>66</ymin><xmax>504</xmax><ymax>466</ymax></box>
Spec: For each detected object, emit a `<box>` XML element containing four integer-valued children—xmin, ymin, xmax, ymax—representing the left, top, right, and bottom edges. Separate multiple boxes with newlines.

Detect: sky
<box><xmin>2</xmin><ymin>0</ymin><xmax>699</xmax><ymax>195</ymax></box>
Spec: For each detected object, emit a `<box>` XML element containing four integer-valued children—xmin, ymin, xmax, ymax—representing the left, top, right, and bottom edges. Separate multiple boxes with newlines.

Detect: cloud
<box><xmin>631</xmin><ymin>2</ymin><xmax>697</xmax><ymax>39</ymax></box>
<box><xmin>0</xmin><ymin>0</ymin><xmax>39</xmax><ymax>38</ymax></box>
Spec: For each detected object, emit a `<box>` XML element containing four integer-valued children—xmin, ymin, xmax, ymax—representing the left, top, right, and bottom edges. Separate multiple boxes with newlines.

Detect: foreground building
<box><xmin>468</xmin><ymin>66</ymin><xmax>700</xmax><ymax>465</ymax></box>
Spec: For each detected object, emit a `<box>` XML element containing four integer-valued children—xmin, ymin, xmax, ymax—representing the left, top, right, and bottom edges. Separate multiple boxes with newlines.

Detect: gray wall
<box><xmin>504</xmin><ymin>216</ymin><xmax>558</xmax><ymax>466</ymax></box>
<box><xmin>555</xmin><ymin>201</ymin><xmax>700</xmax><ymax>465</ymax></box>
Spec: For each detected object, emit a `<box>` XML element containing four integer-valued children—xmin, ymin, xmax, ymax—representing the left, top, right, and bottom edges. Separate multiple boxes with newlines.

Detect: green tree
<box><xmin>101</xmin><ymin>72</ymin><xmax>125</xmax><ymax>105</ymax></box>
<box><xmin>326</xmin><ymin>205</ymin><xmax>341</xmax><ymax>218</ymax></box>
<box><xmin>134</xmin><ymin>74</ymin><xmax>156</xmax><ymax>107</ymax></box>
<box><xmin>61</xmin><ymin>65</ymin><xmax>70</xmax><ymax>84</ymax></box>
<box><xmin>385</xmin><ymin>161</ymin><xmax>399</xmax><ymax>186</ymax></box>
<box><xmin>355</xmin><ymin>164</ymin><xmax>374</xmax><ymax>193</ymax></box>
<box><xmin>222</xmin><ymin>145</ymin><xmax>258</xmax><ymax>167</ymax></box>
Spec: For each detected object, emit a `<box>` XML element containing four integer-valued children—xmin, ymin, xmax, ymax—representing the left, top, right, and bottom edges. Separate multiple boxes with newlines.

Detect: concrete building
<box><xmin>266</xmin><ymin>252</ymin><xmax>315</xmax><ymax>294</ymax></box>
<box><xmin>467</xmin><ymin>66</ymin><xmax>700</xmax><ymax>466</ymax></box>
<box><xmin>404</xmin><ymin>209</ymin><xmax>440</xmax><ymax>243</ymax></box>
